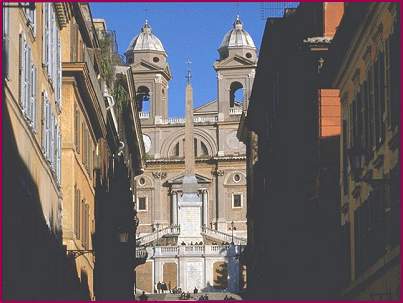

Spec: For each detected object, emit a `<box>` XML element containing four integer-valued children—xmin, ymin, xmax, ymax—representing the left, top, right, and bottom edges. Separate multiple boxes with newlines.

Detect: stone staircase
<box><xmin>136</xmin><ymin>225</ymin><xmax>180</xmax><ymax>246</ymax></box>
<box><xmin>201</xmin><ymin>226</ymin><xmax>247</xmax><ymax>245</ymax></box>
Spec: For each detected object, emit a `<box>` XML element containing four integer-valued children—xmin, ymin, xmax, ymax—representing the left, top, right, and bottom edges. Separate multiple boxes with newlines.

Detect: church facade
<box><xmin>127</xmin><ymin>17</ymin><xmax>256</xmax><ymax>293</ymax></box>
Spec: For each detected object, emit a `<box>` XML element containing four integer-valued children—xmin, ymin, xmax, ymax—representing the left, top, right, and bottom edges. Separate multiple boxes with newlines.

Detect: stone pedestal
<box><xmin>178</xmin><ymin>191</ymin><xmax>203</xmax><ymax>243</ymax></box>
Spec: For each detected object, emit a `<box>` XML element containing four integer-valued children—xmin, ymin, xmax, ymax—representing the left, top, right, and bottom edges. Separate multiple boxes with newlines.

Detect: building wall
<box><xmin>326</xmin><ymin>2</ymin><xmax>400</xmax><ymax>299</ymax></box>
<box><xmin>2</xmin><ymin>3</ymin><xmax>86</xmax><ymax>300</ymax></box>
<box><xmin>4</xmin><ymin>3</ymin><xmax>62</xmax><ymax>234</ymax></box>
<box><xmin>239</xmin><ymin>3</ymin><xmax>345</xmax><ymax>300</ymax></box>
<box><xmin>60</xmin><ymin>4</ymin><xmax>106</xmax><ymax>299</ymax></box>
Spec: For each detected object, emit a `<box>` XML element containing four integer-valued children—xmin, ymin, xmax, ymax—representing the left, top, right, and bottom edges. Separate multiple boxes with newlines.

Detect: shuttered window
<box><xmin>74</xmin><ymin>105</ymin><xmax>80</xmax><ymax>153</ymax></box>
<box><xmin>74</xmin><ymin>187</ymin><xmax>81</xmax><ymax>239</ymax></box>
<box><xmin>43</xmin><ymin>3</ymin><xmax>50</xmax><ymax>70</ymax></box>
<box><xmin>82</xmin><ymin>124</ymin><xmax>87</xmax><ymax>167</ymax></box>
<box><xmin>81</xmin><ymin>199</ymin><xmax>86</xmax><ymax>247</ymax></box>
<box><xmin>3</xmin><ymin>6</ymin><xmax>9</xmax><ymax>79</ymax></box>
<box><xmin>23</xmin><ymin>3</ymin><xmax>36</xmax><ymax>35</ymax></box>
<box><xmin>29</xmin><ymin>64</ymin><xmax>37</xmax><ymax>130</ymax></box>
<box><xmin>43</xmin><ymin>3</ymin><xmax>61</xmax><ymax>109</ymax></box>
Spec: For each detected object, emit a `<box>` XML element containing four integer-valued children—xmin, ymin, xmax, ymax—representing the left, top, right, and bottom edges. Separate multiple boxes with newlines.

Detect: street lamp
<box><xmin>230</xmin><ymin>221</ymin><xmax>236</xmax><ymax>244</ymax></box>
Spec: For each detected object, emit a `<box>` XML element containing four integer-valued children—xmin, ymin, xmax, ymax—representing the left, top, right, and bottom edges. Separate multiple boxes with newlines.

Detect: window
<box><xmin>74</xmin><ymin>105</ymin><xmax>80</xmax><ymax>153</ymax></box>
<box><xmin>136</xmin><ymin>86</ymin><xmax>151</xmax><ymax>112</ymax></box>
<box><xmin>354</xmin><ymin>186</ymin><xmax>386</xmax><ymax>276</ymax></box>
<box><xmin>233</xmin><ymin>174</ymin><xmax>241</xmax><ymax>183</ymax></box>
<box><xmin>81</xmin><ymin>199</ymin><xmax>87</xmax><ymax>248</ymax></box>
<box><xmin>138</xmin><ymin>177</ymin><xmax>146</xmax><ymax>186</ymax></box>
<box><xmin>229</xmin><ymin>82</ymin><xmax>243</xmax><ymax>107</ymax></box>
<box><xmin>138</xmin><ymin>197</ymin><xmax>147</xmax><ymax>211</ymax></box>
<box><xmin>3</xmin><ymin>6</ymin><xmax>9</xmax><ymax>78</ymax></box>
<box><xmin>74</xmin><ymin>186</ymin><xmax>81</xmax><ymax>239</ymax></box>
<box><xmin>43</xmin><ymin>3</ymin><xmax>61</xmax><ymax>108</ymax></box>
<box><xmin>82</xmin><ymin>124</ymin><xmax>87</xmax><ymax>167</ymax></box>
<box><xmin>23</xmin><ymin>3</ymin><xmax>36</xmax><ymax>35</ymax></box>
<box><xmin>200</xmin><ymin>141</ymin><xmax>208</xmax><ymax>156</ymax></box>
<box><xmin>232</xmin><ymin>193</ymin><xmax>242</xmax><ymax>208</ymax></box>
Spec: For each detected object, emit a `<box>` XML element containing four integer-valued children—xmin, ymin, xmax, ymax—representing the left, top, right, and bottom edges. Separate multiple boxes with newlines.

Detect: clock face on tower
<box><xmin>143</xmin><ymin>134</ymin><xmax>152</xmax><ymax>153</ymax></box>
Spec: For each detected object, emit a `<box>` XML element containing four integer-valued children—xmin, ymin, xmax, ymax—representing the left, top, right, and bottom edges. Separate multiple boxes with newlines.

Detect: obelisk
<box><xmin>182</xmin><ymin>60</ymin><xmax>198</xmax><ymax>193</ymax></box>
<box><xmin>177</xmin><ymin>59</ymin><xmax>203</xmax><ymax>245</ymax></box>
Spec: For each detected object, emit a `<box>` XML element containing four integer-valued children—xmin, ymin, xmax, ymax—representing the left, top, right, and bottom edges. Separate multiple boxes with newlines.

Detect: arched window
<box><xmin>230</xmin><ymin>82</ymin><xmax>243</xmax><ymax>107</ymax></box>
<box><xmin>168</xmin><ymin>138</ymin><xmax>211</xmax><ymax>158</ymax></box>
<box><xmin>173</xmin><ymin>142</ymin><xmax>179</xmax><ymax>157</ymax></box>
<box><xmin>136</xmin><ymin>86</ymin><xmax>150</xmax><ymax>112</ymax></box>
<box><xmin>200</xmin><ymin>141</ymin><xmax>208</xmax><ymax>156</ymax></box>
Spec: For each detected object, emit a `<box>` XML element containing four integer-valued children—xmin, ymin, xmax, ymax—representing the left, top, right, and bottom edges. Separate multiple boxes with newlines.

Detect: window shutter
<box><xmin>57</xmin><ymin>30</ymin><xmax>61</xmax><ymax>108</ymax></box>
<box><xmin>46</xmin><ymin>98</ymin><xmax>51</xmax><ymax>160</ymax></box>
<box><xmin>48</xmin><ymin>4</ymin><xmax>53</xmax><ymax>80</ymax></box>
<box><xmin>24</xmin><ymin>45</ymin><xmax>31</xmax><ymax>116</ymax></box>
<box><xmin>76</xmin><ymin>190</ymin><xmax>81</xmax><ymax>240</ymax></box>
<box><xmin>85</xmin><ymin>204</ymin><xmax>89</xmax><ymax>249</ymax></box>
<box><xmin>41</xmin><ymin>92</ymin><xmax>46</xmax><ymax>152</ymax></box>
<box><xmin>50</xmin><ymin>114</ymin><xmax>55</xmax><ymax>168</ymax></box>
<box><xmin>19</xmin><ymin>34</ymin><xmax>25</xmax><ymax>107</ymax></box>
<box><xmin>30</xmin><ymin>64</ymin><xmax>37</xmax><ymax>130</ymax></box>
<box><xmin>81</xmin><ymin>200</ymin><xmax>86</xmax><ymax>246</ymax></box>
<box><xmin>57</xmin><ymin>125</ymin><xmax>61</xmax><ymax>183</ymax></box>
<box><xmin>43</xmin><ymin>3</ymin><xmax>49</xmax><ymax>70</ymax></box>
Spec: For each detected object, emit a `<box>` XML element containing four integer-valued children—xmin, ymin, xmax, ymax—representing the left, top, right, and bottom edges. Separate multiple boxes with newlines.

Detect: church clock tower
<box><xmin>125</xmin><ymin>20</ymin><xmax>172</xmax><ymax>126</ymax></box>
<box><xmin>214</xmin><ymin>15</ymin><xmax>257</xmax><ymax>121</ymax></box>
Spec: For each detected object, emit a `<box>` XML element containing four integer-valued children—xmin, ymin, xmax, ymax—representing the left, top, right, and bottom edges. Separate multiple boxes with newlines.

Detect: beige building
<box><xmin>3</xmin><ymin>3</ymin><xmax>77</xmax><ymax>299</ymax></box>
<box><xmin>127</xmin><ymin>17</ymin><xmax>255</xmax><ymax>293</ymax></box>
<box><xmin>323</xmin><ymin>2</ymin><xmax>400</xmax><ymax>300</ymax></box>
<box><xmin>60</xmin><ymin>3</ymin><xmax>109</xmax><ymax>299</ymax></box>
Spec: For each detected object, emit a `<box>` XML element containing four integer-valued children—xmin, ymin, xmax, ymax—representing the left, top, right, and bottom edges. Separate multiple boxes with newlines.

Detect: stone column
<box><xmin>214</xmin><ymin>169</ymin><xmax>226</xmax><ymax>231</ymax></box>
<box><xmin>172</xmin><ymin>191</ymin><xmax>178</xmax><ymax>225</ymax></box>
<box><xmin>152</xmin><ymin>171</ymin><xmax>167</xmax><ymax>225</ymax></box>
<box><xmin>202</xmin><ymin>190</ymin><xmax>208</xmax><ymax>227</ymax></box>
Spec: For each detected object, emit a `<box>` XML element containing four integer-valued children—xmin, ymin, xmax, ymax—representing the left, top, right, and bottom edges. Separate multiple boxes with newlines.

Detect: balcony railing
<box><xmin>201</xmin><ymin>226</ymin><xmax>247</xmax><ymax>245</ymax></box>
<box><xmin>139</xmin><ymin>112</ymin><xmax>150</xmax><ymax>119</ymax></box>
<box><xmin>83</xmin><ymin>47</ymin><xmax>107</xmax><ymax>122</ymax></box>
<box><xmin>136</xmin><ymin>246</ymin><xmax>148</xmax><ymax>259</ymax></box>
<box><xmin>151</xmin><ymin>244</ymin><xmax>237</xmax><ymax>257</ymax></box>
<box><xmin>136</xmin><ymin>224</ymin><xmax>180</xmax><ymax>246</ymax></box>
<box><xmin>154</xmin><ymin>116</ymin><xmax>218</xmax><ymax>125</ymax></box>
<box><xmin>229</xmin><ymin>107</ymin><xmax>243</xmax><ymax>115</ymax></box>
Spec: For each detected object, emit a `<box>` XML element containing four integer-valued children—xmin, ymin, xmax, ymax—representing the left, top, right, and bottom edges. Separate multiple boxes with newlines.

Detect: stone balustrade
<box><xmin>201</xmin><ymin>226</ymin><xmax>247</xmax><ymax>245</ymax></box>
<box><xmin>139</xmin><ymin>111</ymin><xmax>150</xmax><ymax>119</ymax></box>
<box><xmin>151</xmin><ymin>244</ymin><xmax>237</xmax><ymax>257</ymax></box>
<box><xmin>136</xmin><ymin>224</ymin><xmax>180</xmax><ymax>246</ymax></box>
<box><xmin>229</xmin><ymin>107</ymin><xmax>243</xmax><ymax>115</ymax></box>
<box><xmin>155</xmin><ymin>116</ymin><xmax>218</xmax><ymax>125</ymax></box>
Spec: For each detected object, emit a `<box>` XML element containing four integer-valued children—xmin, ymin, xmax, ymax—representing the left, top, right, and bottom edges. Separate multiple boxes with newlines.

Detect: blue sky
<box><xmin>90</xmin><ymin>2</ymin><xmax>299</xmax><ymax>117</ymax></box>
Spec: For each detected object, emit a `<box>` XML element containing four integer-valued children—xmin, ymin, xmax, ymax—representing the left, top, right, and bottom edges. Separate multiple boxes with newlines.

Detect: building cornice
<box><xmin>63</xmin><ymin>62</ymin><xmax>107</xmax><ymax>139</ymax></box>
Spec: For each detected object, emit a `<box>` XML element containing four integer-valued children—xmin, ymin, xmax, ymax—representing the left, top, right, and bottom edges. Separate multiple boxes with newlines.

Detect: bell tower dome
<box><xmin>214</xmin><ymin>15</ymin><xmax>257</xmax><ymax>121</ymax></box>
<box><xmin>125</xmin><ymin>20</ymin><xmax>172</xmax><ymax>125</ymax></box>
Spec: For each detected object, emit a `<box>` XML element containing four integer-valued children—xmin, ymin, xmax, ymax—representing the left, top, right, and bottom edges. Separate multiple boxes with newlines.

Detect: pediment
<box><xmin>214</xmin><ymin>55</ymin><xmax>256</xmax><ymax>69</ymax></box>
<box><xmin>166</xmin><ymin>173</ymin><xmax>212</xmax><ymax>185</ymax></box>
<box><xmin>132</xmin><ymin>60</ymin><xmax>164</xmax><ymax>72</ymax></box>
<box><xmin>194</xmin><ymin>100</ymin><xmax>218</xmax><ymax>113</ymax></box>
